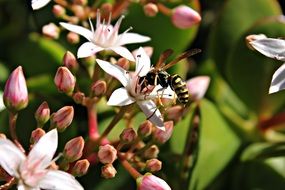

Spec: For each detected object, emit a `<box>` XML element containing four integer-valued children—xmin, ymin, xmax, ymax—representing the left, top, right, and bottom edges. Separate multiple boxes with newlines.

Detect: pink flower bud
<box><xmin>186</xmin><ymin>76</ymin><xmax>210</xmax><ymax>101</ymax></box>
<box><xmin>120</xmin><ymin>128</ymin><xmax>137</xmax><ymax>143</ymax></box>
<box><xmin>144</xmin><ymin>145</ymin><xmax>159</xmax><ymax>159</ymax></box>
<box><xmin>30</xmin><ymin>128</ymin><xmax>46</xmax><ymax>144</ymax></box>
<box><xmin>50</xmin><ymin>106</ymin><xmax>74</xmax><ymax>132</ymax></box>
<box><xmin>71</xmin><ymin>5</ymin><xmax>86</xmax><ymax>20</ymax></box>
<box><xmin>146</xmin><ymin>159</ymin><xmax>162</xmax><ymax>172</ymax></box>
<box><xmin>42</xmin><ymin>23</ymin><xmax>60</xmax><ymax>39</ymax></box>
<box><xmin>137</xmin><ymin>173</ymin><xmax>171</xmax><ymax>190</ymax></box>
<box><xmin>138</xmin><ymin>121</ymin><xmax>152</xmax><ymax>138</ymax></box>
<box><xmin>52</xmin><ymin>5</ymin><xmax>66</xmax><ymax>18</ymax></box>
<box><xmin>54</xmin><ymin>66</ymin><xmax>76</xmax><ymax>95</ymax></box>
<box><xmin>91</xmin><ymin>80</ymin><xmax>107</xmax><ymax>97</ymax></box>
<box><xmin>73</xmin><ymin>0</ymin><xmax>87</xmax><ymax>5</ymax></box>
<box><xmin>63</xmin><ymin>136</ymin><xmax>85</xmax><ymax>162</ymax></box>
<box><xmin>144</xmin><ymin>3</ymin><xmax>158</xmax><ymax>17</ymax></box>
<box><xmin>153</xmin><ymin>121</ymin><xmax>173</xmax><ymax>144</ymax></box>
<box><xmin>0</xmin><ymin>133</ymin><xmax>6</xmax><ymax>139</ymax></box>
<box><xmin>63</xmin><ymin>51</ymin><xmax>78</xmax><ymax>72</ymax></box>
<box><xmin>72</xmin><ymin>159</ymin><xmax>90</xmax><ymax>177</ymax></box>
<box><xmin>101</xmin><ymin>164</ymin><xmax>117</xmax><ymax>179</ymax></box>
<box><xmin>166</xmin><ymin>105</ymin><xmax>183</xmax><ymax>122</ymax></box>
<box><xmin>98</xmin><ymin>144</ymin><xmax>117</xmax><ymax>164</ymax></box>
<box><xmin>171</xmin><ymin>5</ymin><xmax>201</xmax><ymax>29</ymax></box>
<box><xmin>3</xmin><ymin>66</ymin><xmax>28</xmax><ymax>112</ymax></box>
<box><xmin>116</xmin><ymin>58</ymin><xmax>130</xmax><ymax>70</ymax></box>
<box><xmin>34</xmin><ymin>101</ymin><xmax>50</xmax><ymax>125</ymax></box>
<box><xmin>72</xmin><ymin>91</ymin><xmax>85</xmax><ymax>104</ymax></box>
<box><xmin>67</xmin><ymin>32</ymin><xmax>80</xmax><ymax>44</ymax></box>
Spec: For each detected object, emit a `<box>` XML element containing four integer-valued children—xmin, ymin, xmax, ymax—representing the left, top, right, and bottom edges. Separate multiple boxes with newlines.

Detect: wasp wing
<box><xmin>154</xmin><ymin>49</ymin><xmax>174</xmax><ymax>70</ymax></box>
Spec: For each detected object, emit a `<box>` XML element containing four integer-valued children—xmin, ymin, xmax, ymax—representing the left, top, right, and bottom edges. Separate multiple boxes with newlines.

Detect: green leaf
<box><xmin>208</xmin><ymin>0</ymin><xmax>281</xmax><ymax>75</ymax></box>
<box><xmin>0</xmin><ymin>62</ymin><xmax>9</xmax><ymax>82</ymax></box>
<box><xmin>189</xmin><ymin>99</ymin><xmax>241</xmax><ymax>190</ymax></box>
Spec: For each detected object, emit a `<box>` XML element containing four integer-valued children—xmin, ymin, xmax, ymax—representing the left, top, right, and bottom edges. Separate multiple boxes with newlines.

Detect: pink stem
<box><xmin>9</xmin><ymin>113</ymin><xmax>25</xmax><ymax>153</ymax></box>
<box><xmin>87</xmin><ymin>104</ymin><xmax>99</xmax><ymax>140</ymax></box>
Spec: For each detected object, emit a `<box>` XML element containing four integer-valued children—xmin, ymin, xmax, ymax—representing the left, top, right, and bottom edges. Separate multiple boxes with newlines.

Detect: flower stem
<box><xmin>9</xmin><ymin>113</ymin><xmax>25</xmax><ymax>153</ymax></box>
<box><xmin>157</xmin><ymin>3</ymin><xmax>172</xmax><ymax>16</ymax></box>
<box><xmin>118</xmin><ymin>152</ymin><xmax>141</xmax><ymax>179</ymax></box>
<box><xmin>87</xmin><ymin>104</ymin><xmax>99</xmax><ymax>140</ymax></box>
<box><xmin>258</xmin><ymin>112</ymin><xmax>285</xmax><ymax>131</ymax></box>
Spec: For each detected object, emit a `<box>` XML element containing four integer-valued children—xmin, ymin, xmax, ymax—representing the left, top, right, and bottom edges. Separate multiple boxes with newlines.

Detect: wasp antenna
<box><xmin>162</xmin><ymin>48</ymin><xmax>201</xmax><ymax>70</ymax></box>
<box><xmin>155</xmin><ymin>49</ymin><xmax>174</xmax><ymax>70</ymax></box>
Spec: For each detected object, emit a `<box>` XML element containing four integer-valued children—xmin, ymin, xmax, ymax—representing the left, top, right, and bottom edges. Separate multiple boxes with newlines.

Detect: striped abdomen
<box><xmin>168</xmin><ymin>74</ymin><xmax>189</xmax><ymax>104</ymax></box>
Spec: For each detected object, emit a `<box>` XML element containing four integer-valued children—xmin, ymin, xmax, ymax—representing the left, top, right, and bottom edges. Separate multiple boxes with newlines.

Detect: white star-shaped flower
<box><xmin>0</xmin><ymin>129</ymin><xmax>83</xmax><ymax>190</ymax></box>
<box><xmin>96</xmin><ymin>47</ymin><xmax>174</xmax><ymax>130</ymax></box>
<box><xmin>31</xmin><ymin>0</ymin><xmax>51</xmax><ymax>10</ymax></box>
<box><xmin>60</xmin><ymin>12</ymin><xmax>150</xmax><ymax>61</ymax></box>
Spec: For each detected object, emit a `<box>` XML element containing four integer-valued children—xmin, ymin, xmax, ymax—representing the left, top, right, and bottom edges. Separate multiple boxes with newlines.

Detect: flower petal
<box><xmin>17</xmin><ymin>184</ymin><xmax>40</xmax><ymax>190</ymax></box>
<box><xmin>137</xmin><ymin>100</ymin><xmax>165</xmax><ymax>130</ymax></box>
<box><xmin>39</xmin><ymin>170</ymin><xmax>83</xmax><ymax>190</ymax></box>
<box><xmin>250</xmin><ymin>38</ymin><xmax>285</xmax><ymax>61</ymax></box>
<box><xmin>107</xmin><ymin>87</ymin><xmax>135</xmax><ymax>106</ymax></box>
<box><xmin>31</xmin><ymin>0</ymin><xmax>51</xmax><ymax>10</ymax></box>
<box><xmin>77</xmin><ymin>42</ymin><xmax>104</xmax><ymax>58</ymax></box>
<box><xmin>27</xmin><ymin>129</ymin><xmax>58</xmax><ymax>170</ymax></box>
<box><xmin>96</xmin><ymin>59</ymin><xmax>129</xmax><ymax>87</ymax></box>
<box><xmin>135</xmin><ymin>47</ymin><xmax>151</xmax><ymax>77</ymax></box>
<box><xmin>187</xmin><ymin>76</ymin><xmax>210</xmax><ymax>100</ymax></box>
<box><xmin>117</xmin><ymin>33</ymin><xmax>150</xmax><ymax>46</ymax></box>
<box><xmin>60</xmin><ymin>22</ymin><xmax>93</xmax><ymax>41</ymax></box>
<box><xmin>269</xmin><ymin>63</ymin><xmax>285</xmax><ymax>94</ymax></box>
<box><xmin>0</xmin><ymin>139</ymin><xmax>25</xmax><ymax>177</ymax></box>
<box><xmin>109</xmin><ymin>46</ymin><xmax>135</xmax><ymax>62</ymax></box>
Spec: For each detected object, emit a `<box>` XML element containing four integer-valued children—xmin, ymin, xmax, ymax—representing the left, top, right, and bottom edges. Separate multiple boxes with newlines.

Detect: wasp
<box><xmin>138</xmin><ymin>48</ymin><xmax>201</xmax><ymax>106</ymax></box>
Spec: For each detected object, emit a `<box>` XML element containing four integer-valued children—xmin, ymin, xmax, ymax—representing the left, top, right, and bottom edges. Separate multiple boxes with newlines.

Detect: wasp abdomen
<box><xmin>169</xmin><ymin>74</ymin><xmax>189</xmax><ymax>104</ymax></box>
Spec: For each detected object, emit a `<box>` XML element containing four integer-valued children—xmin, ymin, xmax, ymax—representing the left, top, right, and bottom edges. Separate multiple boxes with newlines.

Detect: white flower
<box><xmin>60</xmin><ymin>12</ymin><xmax>150</xmax><ymax>61</ymax></box>
<box><xmin>96</xmin><ymin>47</ymin><xmax>174</xmax><ymax>130</ymax></box>
<box><xmin>31</xmin><ymin>0</ymin><xmax>51</xmax><ymax>10</ymax></box>
<box><xmin>0</xmin><ymin>129</ymin><xmax>83</xmax><ymax>190</ymax></box>
<box><xmin>250</xmin><ymin>37</ymin><xmax>285</xmax><ymax>94</ymax></box>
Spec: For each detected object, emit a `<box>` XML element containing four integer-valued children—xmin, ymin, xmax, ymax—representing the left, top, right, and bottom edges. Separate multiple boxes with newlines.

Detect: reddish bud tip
<box><xmin>171</xmin><ymin>5</ymin><xmax>201</xmax><ymax>29</ymax></box>
<box><xmin>63</xmin><ymin>136</ymin><xmax>85</xmax><ymax>162</ymax></box>
<box><xmin>144</xmin><ymin>3</ymin><xmax>158</xmax><ymax>17</ymax></box>
<box><xmin>146</xmin><ymin>159</ymin><xmax>162</xmax><ymax>173</ymax></box>
<box><xmin>98</xmin><ymin>144</ymin><xmax>117</xmax><ymax>164</ymax></box>
<box><xmin>50</xmin><ymin>106</ymin><xmax>74</xmax><ymax>132</ymax></box>
<box><xmin>63</xmin><ymin>51</ymin><xmax>78</xmax><ymax>72</ymax></box>
<box><xmin>137</xmin><ymin>173</ymin><xmax>171</xmax><ymax>190</ymax></box>
<box><xmin>30</xmin><ymin>128</ymin><xmax>46</xmax><ymax>144</ymax></box>
<box><xmin>3</xmin><ymin>66</ymin><xmax>28</xmax><ymax>112</ymax></box>
<box><xmin>67</xmin><ymin>32</ymin><xmax>80</xmax><ymax>44</ymax></box>
<box><xmin>52</xmin><ymin>5</ymin><xmax>66</xmax><ymax>18</ymax></box>
<box><xmin>120</xmin><ymin>128</ymin><xmax>137</xmax><ymax>143</ymax></box>
<box><xmin>54</xmin><ymin>67</ymin><xmax>76</xmax><ymax>95</ymax></box>
<box><xmin>143</xmin><ymin>145</ymin><xmax>159</xmax><ymax>159</ymax></box>
<box><xmin>73</xmin><ymin>0</ymin><xmax>87</xmax><ymax>5</ymax></box>
<box><xmin>101</xmin><ymin>163</ymin><xmax>117</xmax><ymax>179</ymax></box>
<box><xmin>42</xmin><ymin>23</ymin><xmax>60</xmax><ymax>39</ymax></box>
<box><xmin>35</xmin><ymin>101</ymin><xmax>50</xmax><ymax>126</ymax></box>
<box><xmin>91</xmin><ymin>80</ymin><xmax>107</xmax><ymax>97</ymax></box>
<box><xmin>138</xmin><ymin>121</ymin><xmax>152</xmax><ymax>138</ymax></box>
<box><xmin>72</xmin><ymin>159</ymin><xmax>90</xmax><ymax>177</ymax></box>
<box><xmin>153</xmin><ymin>121</ymin><xmax>174</xmax><ymax>144</ymax></box>
<box><xmin>72</xmin><ymin>91</ymin><xmax>85</xmax><ymax>104</ymax></box>
<box><xmin>116</xmin><ymin>58</ymin><xmax>130</xmax><ymax>70</ymax></box>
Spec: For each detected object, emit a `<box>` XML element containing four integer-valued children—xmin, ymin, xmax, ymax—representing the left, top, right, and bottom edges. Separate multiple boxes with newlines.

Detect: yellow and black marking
<box><xmin>169</xmin><ymin>74</ymin><xmax>189</xmax><ymax>105</ymax></box>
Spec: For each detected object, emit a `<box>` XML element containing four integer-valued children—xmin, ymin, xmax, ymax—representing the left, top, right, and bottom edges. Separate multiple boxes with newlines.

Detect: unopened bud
<box><xmin>246</xmin><ymin>34</ymin><xmax>267</xmax><ymax>50</ymax></box>
<box><xmin>144</xmin><ymin>3</ymin><xmax>158</xmax><ymax>17</ymax></box>
<box><xmin>72</xmin><ymin>159</ymin><xmax>90</xmax><ymax>177</ymax></box>
<box><xmin>30</xmin><ymin>128</ymin><xmax>46</xmax><ymax>144</ymax></box>
<box><xmin>120</xmin><ymin>128</ymin><xmax>137</xmax><ymax>143</ymax></box>
<box><xmin>187</xmin><ymin>76</ymin><xmax>210</xmax><ymax>101</ymax></box>
<box><xmin>0</xmin><ymin>133</ymin><xmax>6</xmax><ymax>139</ymax></box>
<box><xmin>137</xmin><ymin>173</ymin><xmax>171</xmax><ymax>190</ymax></box>
<box><xmin>100</xmin><ymin>3</ymin><xmax>113</xmax><ymax>15</ymax></box>
<box><xmin>171</xmin><ymin>5</ymin><xmax>201</xmax><ymax>29</ymax></box>
<box><xmin>54</xmin><ymin>66</ymin><xmax>76</xmax><ymax>95</ymax></box>
<box><xmin>52</xmin><ymin>5</ymin><xmax>66</xmax><ymax>18</ymax></box>
<box><xmin>42</xmin><ymin>23</ymin><xmax>60</xmax><ymax>39</ymax></box>
<box><xmin>101</xmin><ymin>164</ymin><xmax>117</xmax><ymax>179</ymax></box>
<box><xmin>3</xmin><ymin>66</ymin><xmax>28</xmax><ymax>112</ymax></box>
<box><xmin>144</xmin><ymin>145</ymin><xmax>159</xmax><ymax>159</ymax></box>
<box><xmin>73</xmin><ymin>91</ymin><xmax>85</xmax><ymax>104</ymax></box>
<box><xmin>116</xmin><ymin>58</ymin><xmax>130</xmax><ymax>70</ymax></box>
<box><xmin>67</xmin><ymin>32</ymin><xmax>80</xmax><ymax>44</ymax></box>
<box><xmin>98</xmin><ymin>144</ymin><xmax>117</xmax><ymax>164</ymax></box>
<box><xmin>63</xmin><ymin>51</ymin><xmax>78</xmax><ymax>72</ymax></box>
<box><xmin>73</xmin><ymin>0</ymin><xmax>87</xmax><ymax>5</ymax></box>
<box><xmin>71</xmin><ymin>5</ymin><xmax>86</xmax><ymax>20</ymax></box>
<box><xmin>153</xmin><ymin>121</ymin><xmax>173</xmax><ymax>144</ymax></box>
<box><xmin>35</xmin><ymin>101</ymin><xmax>50</xmax><ymax>126</ymax></box>
<box><xmin>91</xmin><ymin>80</ymin><xmax>107</xmax><ymax>97</ymax></box>
<box><xmin>50</xmin><ymin>106</ymin><xmax>74</xmax><ymax>132</ymax></box>
<box><xmin>166</xmin><ymin>105</ymin><xmax>183</xmax><ymax>122</ymax></box>
<box><xmin>63</xmin><ymin>136</ymin><xmax>85</xmax><ymax>162</ymax></box>
<box><xmin>146</xmin><ymin>159</ymin><xmax>162</xmax><ymax>172</ymax></box>
<box><xmin>138</xmin><ymin>121</ymin><xmax>152</xmax><ymax>138</ymax></box>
